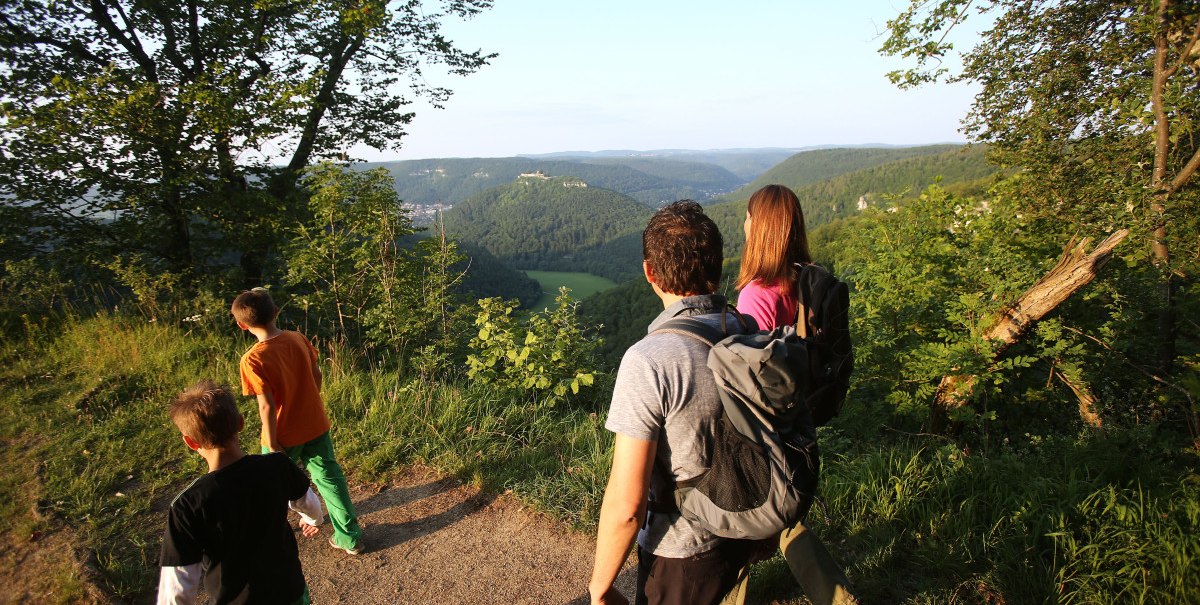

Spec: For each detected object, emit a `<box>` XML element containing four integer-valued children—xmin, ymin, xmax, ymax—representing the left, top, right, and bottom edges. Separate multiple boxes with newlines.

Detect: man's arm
<box><xmin>589</xmin><ymin>434</ymin><xmax>656</xmax><ymax>605</ymax></box>
<box><xmin>257</xmin><ymin>392</ymin><xmax>282</xmax><ymax>452</ymax></box>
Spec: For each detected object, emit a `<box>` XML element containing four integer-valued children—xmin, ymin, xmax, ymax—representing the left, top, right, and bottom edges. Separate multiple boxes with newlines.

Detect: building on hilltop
<box><xmin>562</xmin><ymin>178</ymin><xmax>587</xmax><ymax>188</ymax></box>
<box><xmin>518</xmin><ymin>171</ymin><xmax>549</xmax><ymax>180</ymax></box>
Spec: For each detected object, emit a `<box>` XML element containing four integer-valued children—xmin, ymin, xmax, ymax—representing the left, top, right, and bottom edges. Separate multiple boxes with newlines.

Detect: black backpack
<box><xmin>795</xmin><ymin>263</ymin><xmax>853</xmax><ymax>426</ymax></box>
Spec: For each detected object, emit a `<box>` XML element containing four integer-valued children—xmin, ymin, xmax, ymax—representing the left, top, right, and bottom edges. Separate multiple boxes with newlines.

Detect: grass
<box><xmin>522</xmin><ymin>270</ymin><xmax>617</xmax><ymax>310</ymax></box>
<box><xmin>1</xmin><ymin>310</ymin><xmax>1197</xmax><ymax>603</ymax></box>
<box><xmin>0</xmin><ymin>311</ymin><xmax>244</xmax><ymax>598</ymax></box>
<box><xmin>803</xmin><ymin>427</ymin><xmax>1200</xmax><ymax>604</ymax></box>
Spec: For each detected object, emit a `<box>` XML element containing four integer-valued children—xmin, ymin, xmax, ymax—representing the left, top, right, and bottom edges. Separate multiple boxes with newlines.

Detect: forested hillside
<box><xmin>373</xmin><ymin>157</ymin><xmax>743</xmax><ymax>207</ymax></box>
<box><xmin>440</xmin><ymin>177</ymin><xmax>652</xmax><ymax>277</ymax></box>
<box><xmin>795</xmin><ymin>144</ymin><xmax>996</xmax><ymax>225</ymax></box>
<box><xmin>523</xmin><ymin>148</ymin><xmax>800</xmax><ymax>180</ymax></box>
<box><xmin>578</xmin><ymin>157</ymin><xmax>743</xmax><ymax>200</ymax></box>
<box><xmin>723</xmin><ymin>144</ymin><xmax>969</xmax><ymax>199</ymax></box>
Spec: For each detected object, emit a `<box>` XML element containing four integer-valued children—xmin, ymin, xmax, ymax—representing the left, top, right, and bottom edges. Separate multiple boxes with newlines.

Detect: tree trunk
<box><xmin>930</xmin><ymin>229</ymin><xmax>1129</xmax><ymax>431</ymax></box>
<box><xmin>1150</xmin><ymin>0</ymin><xmax>1177</xmax><ymax>374</ymax></box>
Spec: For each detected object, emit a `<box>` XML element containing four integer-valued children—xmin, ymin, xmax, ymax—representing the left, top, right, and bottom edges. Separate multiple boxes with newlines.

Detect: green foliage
<box><xmin>822</xmin><ymin>183</ymin><xmax>1082</xmax><ymax>427</ymax></box>
<box><xmin>882</xmin><ymin>1</ymin><xmax>1200</xmax><ymax>238</ymax></box>
<box><xmin>0</xmin><ymin>311</ymin><xmax>243</xmax><ymax>598</ymax></box>
<box><xmin>882</xmin><ymin>2</ymin><xmax>1200</xmax><ymax>415</ymax></box>
<box><xmin>467</xmin><ymin>289</ymin><xmax>601</xmax><ymax>405</ymax></box>
<box><xmin>283</xmin><ymin>165</ymin><xmax>484</xmax><ymax>375</ymax></box>
<box><xmin>0</xmin><ymin>258</ymin><xmax>69</xmax><ymax>334</ymax></box>
<box><xmin>286</xmin><ymin>164</ymin><xmax>419</xmax><ymax>341</ymax></box>
<box><xmin>0</xmin><ymin>0</ymin><xmax>493</xmax><ymax>278</ymax></box>
<box><xmin>102</xmin><ymin>254</ymin><xmax>184</xmax><ymax>321</ymax></box>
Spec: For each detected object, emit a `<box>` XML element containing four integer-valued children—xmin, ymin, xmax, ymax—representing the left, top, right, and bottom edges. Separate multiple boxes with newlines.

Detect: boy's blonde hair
<box><xmin>169</xmin><ymin>380</ymin><xmax>242</xmax><ymax>448</ymax></box>
<box><xmin>231</xmin><ymin>288</ymin><xmax>278</xmax><ymax>327</ymax></box>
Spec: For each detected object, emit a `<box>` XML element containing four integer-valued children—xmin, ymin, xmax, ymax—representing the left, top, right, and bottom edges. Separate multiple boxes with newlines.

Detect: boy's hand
<box><xmin>300</xmin><ymin>523</ymin><xmax>319</xmax><ymax>538</ymax></box>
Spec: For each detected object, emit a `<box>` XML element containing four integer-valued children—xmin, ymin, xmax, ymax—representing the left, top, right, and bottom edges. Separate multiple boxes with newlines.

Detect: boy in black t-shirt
<box><xmin>157</xmin><ymin>380</ymin><xmax>321</xmax><ymax>605</ymax></box>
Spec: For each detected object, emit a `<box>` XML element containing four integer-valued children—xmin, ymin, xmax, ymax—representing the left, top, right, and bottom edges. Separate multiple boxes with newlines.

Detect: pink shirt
<box><xmin>736</xmin><ymin>279</ymin><xmax>798</xmax><ymax>331</ymax></box>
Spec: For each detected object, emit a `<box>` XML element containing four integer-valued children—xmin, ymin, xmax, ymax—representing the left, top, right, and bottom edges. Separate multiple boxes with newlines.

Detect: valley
<box><xmin>410</xmin><ymin>144</ymin><xmax>999</xmax><ymax>349</ymax></box>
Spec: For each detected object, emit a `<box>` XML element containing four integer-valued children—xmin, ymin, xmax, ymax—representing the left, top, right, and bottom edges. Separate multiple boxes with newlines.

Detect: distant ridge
<box><xmin>517</xmin><ymin>147</ymin><xmax>808</xmax><ymax>158</ymax></box>
<box><xmin>367</xmin><ymin>156</ymin><xmax>745</xmax><ymax>207</ymax></box>
<box><xmin>514</xmin><ymin>143</ymin><xmax>966</xmax><ymax>159</ymax></box>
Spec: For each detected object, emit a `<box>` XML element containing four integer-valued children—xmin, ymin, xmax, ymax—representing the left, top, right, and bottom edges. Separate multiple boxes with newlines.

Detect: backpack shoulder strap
<box><xmin>653</xmin><ymin>317</ymin><xmax>724</xmax><ymax>347</ymax></box>
<box><xmin>795</xmin><ymin>264</ymin><xmax>812</xmax><ymax>338</ymax></box>
<box><xmin>795</xmin><ymin>263</ymin><xmax>837</xmax><ymax>338</ymax></box>
<box><xmin>652</xmin><ymin>305</ymin><xmax>750</xmax><ymax>346</ymax></box>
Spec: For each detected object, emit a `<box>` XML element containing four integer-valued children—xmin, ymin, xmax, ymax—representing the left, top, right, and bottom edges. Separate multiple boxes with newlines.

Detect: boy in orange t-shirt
<box><xmin>232</xmin><ymin>288</ymin><xmax>363</xmax><ymax>555</ymax></box>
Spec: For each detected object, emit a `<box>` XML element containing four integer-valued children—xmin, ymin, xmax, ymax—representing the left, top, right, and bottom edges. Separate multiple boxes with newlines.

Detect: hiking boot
<box><xmin>328</xmin><ymin>536</ymin><xmax>362</xmax><ymax>555</ymax></box>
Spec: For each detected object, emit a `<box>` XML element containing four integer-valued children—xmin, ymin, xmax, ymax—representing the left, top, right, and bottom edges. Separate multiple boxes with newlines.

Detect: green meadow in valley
<box><xmin>523</xmin><ymin>271</ymin><xmax>619</xmax><ymax>311</ymax></box>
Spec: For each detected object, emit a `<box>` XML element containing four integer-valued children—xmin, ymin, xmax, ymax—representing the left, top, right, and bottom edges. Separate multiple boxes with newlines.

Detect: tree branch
<box><xmin>187</xmin><ymin>0</ymin><xmax>204</xmax><ymax>72</ymax></box>
<box><xmin>145</xmin><ymin>2</ymin><xmax>189</xmax><ymax>78</ymax></box>
<box><xmin>1167</xmin><ymin>144</ymin><xmax>1200</xmax><ymax>194</ymax></box>
<box><xmin>87</xmin><ymin>0</ymin><xmax>158</xmax><ymax>81</ymax></box>
<box><xmin>0</xmin><ymin>13</ymin><xmax>109</xmax><ymax>67</ymax></box>
<box><xmin>287</xmin><ymin>36</ymin><xmax>367</xmax><ymax>172</ymax></box>
<box><xmin>1163</xmin><ymin>15</ymin><xmax>1200</xmax><ymax>79</ymax></box>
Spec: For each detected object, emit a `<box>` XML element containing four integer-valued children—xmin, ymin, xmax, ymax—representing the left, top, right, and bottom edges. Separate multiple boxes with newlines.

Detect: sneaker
<box><xmin>328</xmin><ymin>536</ymin><xmax>362</xmax><ymax>555</ymax></box>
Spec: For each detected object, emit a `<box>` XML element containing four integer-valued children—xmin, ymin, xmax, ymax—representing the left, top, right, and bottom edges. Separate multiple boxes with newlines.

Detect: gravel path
<box><xmin>296</xmin><ymin>467</ymin><xmax>636</xmax><ymax>605</ymax></box>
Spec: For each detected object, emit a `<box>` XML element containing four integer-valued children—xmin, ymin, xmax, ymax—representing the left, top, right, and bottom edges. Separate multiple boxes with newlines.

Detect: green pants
<box><xmin>267</xmin><ymin>431</ymin><xmax>362</xmax><ymax>550</ymax></box>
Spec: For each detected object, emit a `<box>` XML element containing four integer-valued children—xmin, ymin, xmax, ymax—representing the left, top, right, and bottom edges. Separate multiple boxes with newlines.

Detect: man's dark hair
<box><xmin>231</xmin><ymin>288</ymin><xmax>277</xmax><ymax>327</ymax></box>
<box><xmin>642</xmin><ymin>200</ymin><xmax>723</xmax><ymax>296</ymax></box>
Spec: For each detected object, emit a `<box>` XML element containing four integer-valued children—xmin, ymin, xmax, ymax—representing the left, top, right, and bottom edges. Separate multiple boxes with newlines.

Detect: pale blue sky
<box><xmin>359</xmin><ymin>1</ymin><xmax>980</xmax><ymax>161</ymax></box>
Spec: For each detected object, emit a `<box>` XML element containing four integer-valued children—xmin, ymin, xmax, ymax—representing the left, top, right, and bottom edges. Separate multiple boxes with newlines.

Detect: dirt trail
<box><xmin>296</xmin><ymin>466</ymin><xmax>636</xmax><ymax>605</ymax></box>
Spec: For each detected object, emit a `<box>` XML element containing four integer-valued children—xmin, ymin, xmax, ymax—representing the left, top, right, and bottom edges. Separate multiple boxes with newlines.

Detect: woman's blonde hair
<box><xmin>736</xmin><ymin>184</ymin><xmax>812</xmax><ymax>290</ymax></box>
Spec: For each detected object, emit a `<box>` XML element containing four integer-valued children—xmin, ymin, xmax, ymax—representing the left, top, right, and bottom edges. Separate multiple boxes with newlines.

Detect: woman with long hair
<box><xmin>735</xmin><ymin>184</ymin><xmax>859</xmax><ymax>605</ymax></box>
<box><xmin>736</xmin><ymin>184</ymin><xmax>813</xmax><ymax>330</ymax></box>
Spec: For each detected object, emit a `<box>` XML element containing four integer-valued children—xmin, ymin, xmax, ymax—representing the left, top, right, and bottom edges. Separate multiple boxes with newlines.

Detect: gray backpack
<box><xmin>649</xmin><ymin>312</ymin><xmax>820</xmax><ymax>540</ymax></box>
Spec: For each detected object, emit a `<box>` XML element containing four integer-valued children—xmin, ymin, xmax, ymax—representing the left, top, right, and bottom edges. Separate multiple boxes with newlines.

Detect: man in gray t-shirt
<box><xmin>589</xmin><ymin>201</ymin><xmax>754</xmax><ymax>605</ymax></box>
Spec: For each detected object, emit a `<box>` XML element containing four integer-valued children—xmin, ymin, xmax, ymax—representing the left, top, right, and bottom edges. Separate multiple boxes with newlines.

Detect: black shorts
<box><xmin>636</xmin><ymin>539</ymin><xmax>753</xmax><ymax>605</ymax></box>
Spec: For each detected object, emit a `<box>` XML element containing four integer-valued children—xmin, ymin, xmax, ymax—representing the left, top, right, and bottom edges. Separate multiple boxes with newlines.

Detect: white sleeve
<box><xmin>156</xmin><ymin>563</ymin><xmax>201</xmax><ymax>605</ymax></box>
<box><xmin>290</xmin><ymin>486</ymin><xmax>325</xmax><ymax>526</ymax></box>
